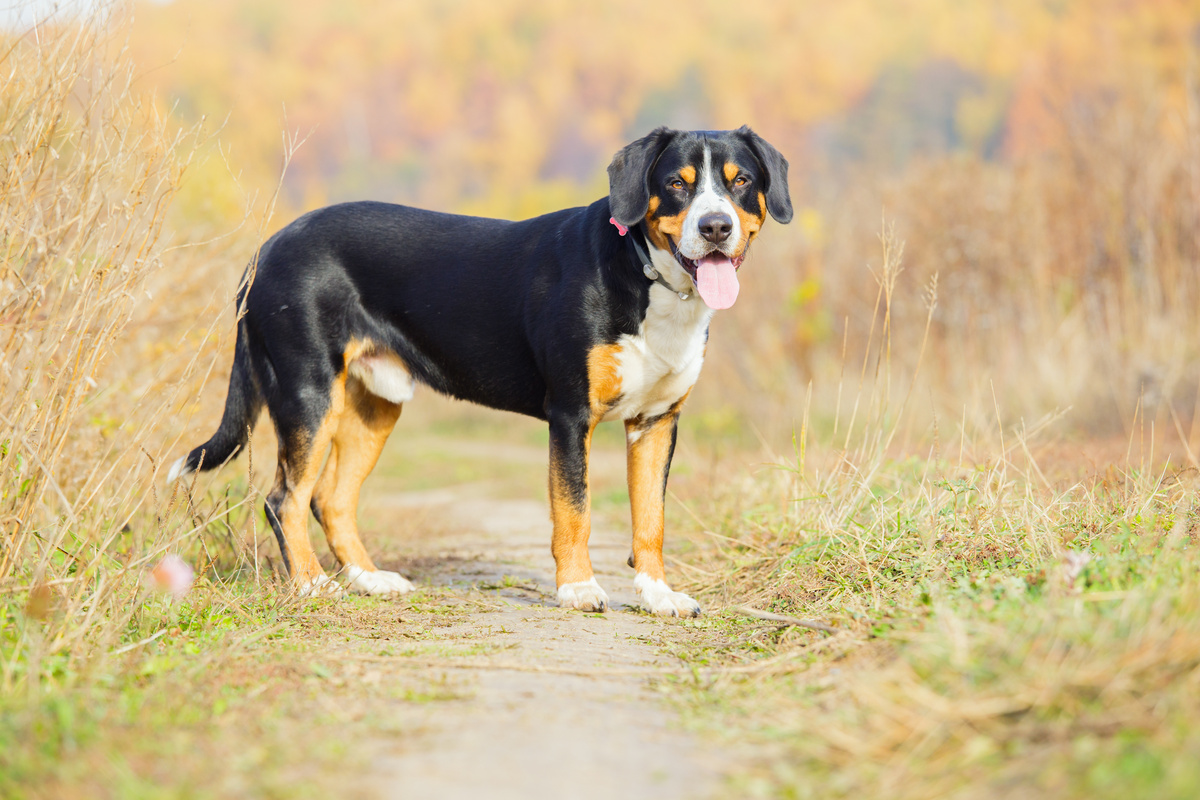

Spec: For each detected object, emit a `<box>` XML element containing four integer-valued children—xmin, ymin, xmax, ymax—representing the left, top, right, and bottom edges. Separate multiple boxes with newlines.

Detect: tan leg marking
<box><xmin>549</xmin><ymin>343</ymin><xmax>624</xmax><ymax>590</ymax></box>
<box><xmin>549</xmin><ymin>435</ymin><xmax>595</xmax><ymax>588</ymax></box>
<box><xmin>272</xmin><ymin>380</ymin><xmax>346</xmax><ymax>590</ymax></box>
<box><xmin>626</xmin><ymin>399</ymin><xmax>700</xmax><ymax>617</ymax></box>
<box><xmin>625</xmin><ymin>400</ymin><xmax>684</xmax><ymax>582</ymax></box>
<box><xmin>312</xmin><ymin>376</ymin><xmax>402</xmax><ymax>571</ymax></box>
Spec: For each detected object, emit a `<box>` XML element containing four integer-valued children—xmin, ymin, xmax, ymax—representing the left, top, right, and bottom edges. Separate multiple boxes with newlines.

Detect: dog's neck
<box><xmin>610</xmin><ymin>216</ymin><xmax>694</xmax><ymax>300</ymax></box>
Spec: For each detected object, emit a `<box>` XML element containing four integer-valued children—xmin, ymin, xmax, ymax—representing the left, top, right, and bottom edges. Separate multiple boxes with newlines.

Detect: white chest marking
<box><xmin>603</xmin><ymin>285</ymin><xmax>713</xmax><ymax>422</ymax></box>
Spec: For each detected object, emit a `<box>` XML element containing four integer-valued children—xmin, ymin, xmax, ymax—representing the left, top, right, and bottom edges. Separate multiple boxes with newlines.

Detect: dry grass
<box><xmin>672</xmin><ymin>81</ymin><xmax>1200</xmax><ymax>798</ymax></box>
<box><xmin>0</xmin><ymin>6</ymin><xmax>206</xmax><ymax>685</ymax></box>
<box><xmin>0</xmin><ymin>10</ymin><xmax>361</xmax><ymax>796</ymax></box>
<box><xmin>669</xmin><ymin>228</ymin><xmax>1200</xmax><ymax>799</ymax></box>
<box><xmin>697</xmin><ymin>66</ymin><xmax>1200</xmax><ymax>449</ymax></box>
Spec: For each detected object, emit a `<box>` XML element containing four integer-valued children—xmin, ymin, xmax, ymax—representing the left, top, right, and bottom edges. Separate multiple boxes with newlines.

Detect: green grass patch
<box><xmin>672</xmin><ymin>450</ymin><xmax>1200</xmax><ymax>799</ymax></box>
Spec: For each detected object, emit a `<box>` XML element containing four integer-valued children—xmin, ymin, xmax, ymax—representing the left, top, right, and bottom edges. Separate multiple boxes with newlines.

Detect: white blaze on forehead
<box><xmin>678</xmin><ymin>142</ymin><xmax>741</xmax><ymax>260</ymax></box>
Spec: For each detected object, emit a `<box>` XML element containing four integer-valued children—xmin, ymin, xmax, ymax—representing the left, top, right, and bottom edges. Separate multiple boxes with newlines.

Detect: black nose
<box><xmin>698</xmin><ymin>212</ymin><xmax>733</xmax><ymax>244</ymax></box>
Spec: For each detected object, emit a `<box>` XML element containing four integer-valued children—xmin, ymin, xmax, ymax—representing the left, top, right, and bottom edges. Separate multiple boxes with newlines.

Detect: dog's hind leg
<box><xmin>264</xmin><ymin>378</ymin><xmax>346</xmax><ymax>597</ymax></box>
<box><xmin>311</xmin><ymin>375</ymin><xmax>413</xmax><ymax>596</ymax></box>
<box><xmin>625</xmin><ymin>407</ymin><xmax>701</xmax><ymax>617</ymax></box>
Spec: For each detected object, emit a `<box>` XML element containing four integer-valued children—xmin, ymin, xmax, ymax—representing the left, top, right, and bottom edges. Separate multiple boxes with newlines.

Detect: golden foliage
<box><xmin>127</xmin><ymin>0</ymin><xmax>1200</xmax><ymax>220</ymax></box>
<box><xmin>118</xmin><ymin>0</ymin><xmax>1200</xmax><ymax>436</ymax></box>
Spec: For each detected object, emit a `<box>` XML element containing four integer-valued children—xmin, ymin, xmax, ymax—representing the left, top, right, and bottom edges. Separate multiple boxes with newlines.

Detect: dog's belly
<box><xmin>602</xmin><ymin>289</ymin><xmax>713</xmax><ymax>422</ymax></box>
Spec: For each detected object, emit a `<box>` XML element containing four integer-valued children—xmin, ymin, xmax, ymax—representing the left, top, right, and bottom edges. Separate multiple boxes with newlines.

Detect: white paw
<box><xmin>634</xmin><ymin>573</ymin><xmax>701</xmax><ymax>617</ymax></box>
<box><xmin>557</xmin><ymin>577</ymin><xmax>610</xmax><ymax>612</ymax></box>
<box><xmin>297</xmin><ymin>574</ymin><xmax>345</xmax><ymax>598</ymax></box>
<box><xmin>344</xmin><ymin>565</ymin><xmax>416</xmax><ymax>597</ymax></box>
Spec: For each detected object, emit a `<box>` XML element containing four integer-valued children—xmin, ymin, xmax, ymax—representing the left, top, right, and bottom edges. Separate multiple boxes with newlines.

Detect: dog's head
<box><xmin>608</xmin><ymin>126</ymin><xmax>792</xmax><ymax>309</ymax></box>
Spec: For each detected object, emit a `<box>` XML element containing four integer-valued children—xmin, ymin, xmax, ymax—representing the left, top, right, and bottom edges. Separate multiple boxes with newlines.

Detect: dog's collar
<box><xmin>610</xmin><ymin>217</ymin><xmax>692</xmax><ymax>300</ymax></box>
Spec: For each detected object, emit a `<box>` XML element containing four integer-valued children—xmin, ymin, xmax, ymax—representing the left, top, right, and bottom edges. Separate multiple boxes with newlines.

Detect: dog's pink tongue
<box><xmin>695</xmin><ymin>255</ymin><xmax>740</xmax><ymax>310</ymax></box>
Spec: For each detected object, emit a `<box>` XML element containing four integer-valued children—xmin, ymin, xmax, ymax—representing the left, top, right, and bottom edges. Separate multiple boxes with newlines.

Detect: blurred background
<box><xmin>114</xmin><ymin>0</ymin><xmax>1200</xmax><ymax>454</ymax></box>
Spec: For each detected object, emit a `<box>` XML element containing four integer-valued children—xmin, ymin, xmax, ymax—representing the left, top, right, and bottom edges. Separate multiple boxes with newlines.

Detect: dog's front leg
<box><xmin>625</xmin><ymin>410</ymin><xmax>701</xmax><ymax>617</ymax></box>
<box><xmin>548</xmin><ymin>408</ymin><xmax>608</xmax><ymax>612</ymax></box>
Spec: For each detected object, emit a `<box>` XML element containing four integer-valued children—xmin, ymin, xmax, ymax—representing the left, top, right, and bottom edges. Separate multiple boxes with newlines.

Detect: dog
<box><xmin>168</xmin><ymin>126</ymin><xmax>791</xmax><ymax>616</ymax></box>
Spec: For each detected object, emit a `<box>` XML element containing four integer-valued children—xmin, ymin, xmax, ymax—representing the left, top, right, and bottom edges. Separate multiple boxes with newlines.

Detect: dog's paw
<box><xmin>634</xmin><ymin>573</ymin><xmax>701</xmax><ymax>618</ymax></box>
<box><xmin>344</xmin><ymin>565</ymin><xmax>415</xmax><ymax>597</ymax></box>
<box><xmin>557</xmin><ymin>577</ymin><xmax>610</xmax><ymax>612</ymax></box>
<box><xmin>297</xmin><ymin>573</ymin><xmax>345</xmax><ymax>598</ymax></box>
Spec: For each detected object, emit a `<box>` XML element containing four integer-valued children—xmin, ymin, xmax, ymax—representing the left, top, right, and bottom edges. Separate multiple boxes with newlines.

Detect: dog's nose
<box><xmin>698</xmin><ymin>212</ymin><xmax>733</xmax><ymax>244</ymax></box>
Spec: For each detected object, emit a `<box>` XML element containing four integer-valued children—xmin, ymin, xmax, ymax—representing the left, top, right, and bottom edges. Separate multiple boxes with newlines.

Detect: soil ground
<box><xmin>340</xmin><ymin>421</ymin><xmax>729</xmax><ymax>799</ymax></box>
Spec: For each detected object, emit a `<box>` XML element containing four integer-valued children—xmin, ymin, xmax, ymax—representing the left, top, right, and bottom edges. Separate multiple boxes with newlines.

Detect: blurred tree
<box><xmin>127</xmin><ymin>0</ymin><xmax>1200</xmax><ymax>223</ymax></box>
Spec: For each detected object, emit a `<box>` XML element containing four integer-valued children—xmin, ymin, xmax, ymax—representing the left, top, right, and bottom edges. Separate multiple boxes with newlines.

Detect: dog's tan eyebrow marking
<box><xmin>678</xmin><ymin>165</ymin><xmax>696</xmax><ymax>184</ymax></box>
<box><xmin>723</xmin><ymin>162</ymin><xmax>740</xmax><ymax>182</ymax></box>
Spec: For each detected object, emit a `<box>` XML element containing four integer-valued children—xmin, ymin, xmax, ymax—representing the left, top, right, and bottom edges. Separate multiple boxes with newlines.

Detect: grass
<box><xmin>668</xmin><ymin>453</ymin><xmax>1200</xmax><ymax>798</ymax></box>
<box><xmin>658</xmin><ymin>230</ymin><xmax>1200</xmax><ymax>799</ymax></box>
<box><xmin>1</xmin><ymin>583</ymin><xmax>486</xmax><ymax>798</ymax></box>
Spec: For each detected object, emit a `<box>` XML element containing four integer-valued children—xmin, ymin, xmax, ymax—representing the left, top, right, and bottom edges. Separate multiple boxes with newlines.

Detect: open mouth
<box><xmin>670</xmin><ymin>241</ymin><xmax>746</xmax><ymax>277</ymax></box>
<box><xmin>670</xmin><ymin>240</ymin><xmax>746</xmax><ymax>310</ymax></box>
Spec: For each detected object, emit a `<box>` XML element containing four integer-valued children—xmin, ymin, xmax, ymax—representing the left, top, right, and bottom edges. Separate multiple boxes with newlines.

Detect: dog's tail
<box><xmin>167</xmin><ymin>319</ymin><xmax>264</xmax><ymax>484</ymax></box>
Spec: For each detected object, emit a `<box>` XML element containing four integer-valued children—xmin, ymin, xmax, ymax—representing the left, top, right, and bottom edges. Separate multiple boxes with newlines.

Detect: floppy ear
<box><xmin>736</xmin><ymin>126</ymin><xmax>793</xmax><ymax>224</ymax></box>
<box><xmin>607</xmin><ymin>127</ymin><xmax>677</xmax><ymax>227</ymax></box>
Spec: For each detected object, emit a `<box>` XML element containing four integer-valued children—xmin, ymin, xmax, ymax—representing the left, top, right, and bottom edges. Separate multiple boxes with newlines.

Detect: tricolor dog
<box><xmin>169</xmin><ymin>126</ymin><xmax>791</xmax><ymax>616</ymax></box>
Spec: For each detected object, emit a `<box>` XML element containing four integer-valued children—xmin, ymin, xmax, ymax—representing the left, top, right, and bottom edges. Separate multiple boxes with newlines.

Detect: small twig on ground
<box><xmin>109</xmin><ymin>628</ymin><xmax>168</xmax><ymax>657</ymax></box>
<box><xmin>732</xmin><ymin>605</ymin><xmax>839</xmax><ymax>634</ymax></box>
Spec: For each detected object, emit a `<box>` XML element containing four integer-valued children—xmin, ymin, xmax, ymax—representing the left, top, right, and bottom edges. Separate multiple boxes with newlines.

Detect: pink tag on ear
<box><xmin>609</xmin><ymin>217</ymin><xmax>628</xmax><ymax>236</ymax></box>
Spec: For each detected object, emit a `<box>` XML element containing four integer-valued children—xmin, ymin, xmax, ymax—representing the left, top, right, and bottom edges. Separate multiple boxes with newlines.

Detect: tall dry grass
<box><xmin>698</xmin><ymin>69</ymin><xmax>1200</xmax><ymax>453</ymax></box>
<box><xmin>2</xmin><ymin>12</ymin><xmax>177</xmax><ymax>571</ymax></box>
<box><xmin>676</xmin><ymin>225</ymin><xmax>1200</xmax><ymax>799</ymax></box>
<box><xmin>0</xmin><ymin>7</ymin><xmax>270</xmax><ymax>716</ymax></box>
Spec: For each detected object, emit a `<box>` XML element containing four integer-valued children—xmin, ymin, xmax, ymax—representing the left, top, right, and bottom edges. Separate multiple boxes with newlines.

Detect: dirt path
<box><xmin>358</xmin><ymin>467</ymin><xmax>727</xmax><ymax>799</ymax></box>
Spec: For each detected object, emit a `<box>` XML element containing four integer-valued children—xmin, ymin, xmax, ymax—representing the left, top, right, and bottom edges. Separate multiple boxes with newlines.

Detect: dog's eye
<box><xmin>668</xmin><ymin>179</ymin><xmax>685</xmax><ymax>191</ymax></box>
<box><xmin>733</xmin><ymin>175</ymin><xmax>750</xmax><ymax>187</ymax></box>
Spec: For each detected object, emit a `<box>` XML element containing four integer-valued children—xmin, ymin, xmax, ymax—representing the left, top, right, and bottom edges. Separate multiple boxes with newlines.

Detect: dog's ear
<box><xmin>607</xmin><ymin>127</ymin><xmax>677</xmax><ymax>227</ymax></box>
<box><xmin>736</xmin><ymin>126</ymin><xmax>793</xmax><ymax>224</ymax></box>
